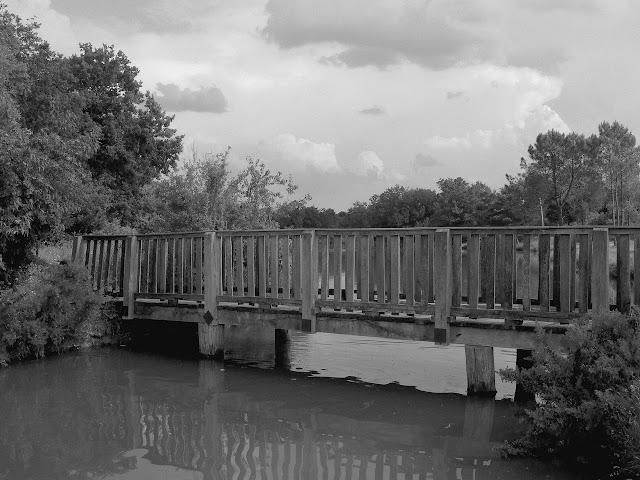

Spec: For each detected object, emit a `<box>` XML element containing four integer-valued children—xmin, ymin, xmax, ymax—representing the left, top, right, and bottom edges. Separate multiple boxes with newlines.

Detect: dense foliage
<box><xmin>499</xmin><ymin>310</ymin><xmax>640</xmax><ymax>478</ymax></box>
<box><xmin>0</xmin><ymin>5</ymin><xmax>182</xmax><ymax>282</ymax></box>
<box><xmin>0</xmin><ymin>262</ymin><xmax>115</xmax><ymax>366</ymax></box>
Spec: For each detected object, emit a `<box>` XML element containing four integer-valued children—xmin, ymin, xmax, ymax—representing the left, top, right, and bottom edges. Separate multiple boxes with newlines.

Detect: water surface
<box><xmin>0</xmin><ymin>341</ymin><xmax>582</xmax><ymax>479</ymax></box>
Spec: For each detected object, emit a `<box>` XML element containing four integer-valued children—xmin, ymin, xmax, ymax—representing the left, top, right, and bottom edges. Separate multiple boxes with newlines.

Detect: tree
<box><xmin>66</xmin><ymin>43</ymin><xmax>183</xmax><ymax>225</ymax></box>
<box><xmin>596</xmin><ymin>121</ymin><xmax>640</xmax><ymax>226</ymax></box>
<box><xmin>432</xmin><ymin>178</ymin><xmax>496</xmax><ymax>227</ymax></box>
<box><xmin>141</xmin><ymin>149</ymin><xmax>304</xmax><ymax>232</ymax></box>
<box><xmin>0</xmin><ymin>6</ymin><xmax>100</xmax><ymax>281</ymax></box>
<box><xmin>520</xmin><ymin>130</ymin><xmax>600</xmax><ymax>225</ymax></box>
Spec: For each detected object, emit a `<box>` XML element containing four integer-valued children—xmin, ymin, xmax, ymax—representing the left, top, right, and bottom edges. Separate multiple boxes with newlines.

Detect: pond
<box><xmin>0</xmin><ymin>333</ymin><xmax>583</xmax><ymax>480</ymax></box>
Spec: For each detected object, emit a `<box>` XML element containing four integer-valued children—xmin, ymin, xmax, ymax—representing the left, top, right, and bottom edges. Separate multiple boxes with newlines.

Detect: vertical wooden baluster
<box><xmin>103</xmin><ymin>239</ymin><xmax>112</xmax><ymax>292</ymax></box>
<box><xmin>635</xmin><ymin>234</ymin><xmax>640</xmax><ymax>306</ymax></box>
<box><xmin>427</xmin><ymin>233</ymin><xmax>435</xmax><ymax>303</ymax></box>
<box><xmin>376</xmin><ymin>236</ymin><xmax>386</xmax><ymax>303</ymax></box>
<box><xmin>292</xmin><ymin>235</ymin><xmax>301</xmax><ymax>299</ymax></box>
<box><xmin>151</xmin><ymin>238</ymin><xmax>158</xmax><ymax>294</ymax></box>
<box><xmin>618</xmin><ymin>233</ymin><xmax>631</xmax><ymax>313</ymax></box>
<box><xmin>570</xmin><ymin>234</ymin><xmax>576</xmax><ymax>311</ymax></box>
<box><xmin>333</xmin><ymin>235</ymin><xmax>342</xmax><ymax>301</ymax></box>
<box><xmin>185</xmin><ymin>237</ymin><xmax>193</xmax><ymax>295</ymax></box>
<box><xmin>389</xmin><ymin>235</ymin><xmax>400</xmax><ymax>305</ymax></box>
<box><xmin>159</xmin><ymin>238</ymin><xmax>168</xmax><ymax>294</ymax></box>
<box><xmin>414</xmin><ymin>235</ymin><xmax>424</xmax><ymax>304</ymax></box>
<box><xmin>451</xmin><ymin>233</ymin><xmax>462</xmax><ymax>308</ymax></box>
<box><xmin>85</xmin><ymin>238</ymin><xmax>93</xmax><ymax>273</ymax></box>
<box><xmin>270</xmin><ymin>234</ymin><xmax>279</xmax><ymax>298</ymax></box>
<box><xmin>522</xmin><ymin>234</ymin><xmax>531</xmax><ymax>311</ymax></box>
<box><xmin>385</xmin><ymin>236</ymin><xmax>391</xmax><ymax>302</ymax></box>
<box><xmin>281</xmin><ymin>235</ymin><xmax>290</xmax><ymax>299</ymax></box>
<box><xmin>553</xmin><ymin>234</ymin><xmax>561</xmax><ymax>309</ymax></box>
<box><xmin>224</xmin><ymin>236</ymin><xmax>233</xmax><ymax>296</ymax></box>
<box><xmin>360</xmin><ymin>235</ymin><xmax>370</xmax><ymax>302</ymax></box>
<box><xmin>258</xmin><ymin>235</ymin><xmax>267</xmax><ymax>297</ymax></box>
<box><xmin>138</xmin><ymin>239</ymin><xmax>148</xmax><ymax>294</ymax></box>
<box><xmin>355</xmin><ymin>235</ymin><xmax>362</xmax><ymax>302</ymax></box>
<box><xmin>592</xmin><ymin>228</ymin><xmax>609</xmax><ymax>314</ymax></box>
<box><xmin>495</xmin><ymin>233</ymin><xmax>504</xmax><ymax>306</ymax></box>
<box><xmin>559</xmin><ymin>234</ymin><xmax>571</xmax><ymax>316</ymax></box>
<box><xmin>176</xmin><ymin>238</ymin><xmax>184</xmax><ymax>295</ymax></box>
<box><xmin>578</xmin><ymin>233</ymin><xmax>590</xmax><ymax>314</ymax></box>
<box><xmin>234</xmin><ymin>236</ymin><xmax>244</xmax><ymax>297</ymax></box>
<box><xmin>503</xmin><ymin>234</ymin><xmax>514</xmax><ymax>309</ymax></box>
<box><xmin>467</xmin><ymin>234</ymin><xmax>480</xmax><ymax>308</ymax></box>
<box><xmin>320</xmin><ymin>235</ymin><xmax>329</xmax><ymax>300</ymax></box>
<box><xmin>539</xmin><ymin>234</ymin><xmax>551</xmax><ymax>311</ymax></box>
<box><xmin>247</xmin><ymin>236</ymin><xmax>256</xmax><ymax>297</ymax></box>
<box><xmin>345</xmin><ymin>235</ymin><xmax>356</xmax><ymax>302</ymax></box>
<box><xmin>168</xmin><ymin>238</ymin><xmax>175</xmax><ymax>294</ymax></box>
<box><xmin>196</xmin><ymin>236</ymin><xmax>203</xmax><ymax>296</ymax></box>
<box><xmin>111</xmin><ymin>239</ymin><xmax>120</xmax><ymax>293</ymax></box>
<box><xmin>96</xmin><ymin>239</ymin><xmax>105</xmax><ymax>290</ymax></box>
<box><xmin>404</xmin><ymin>235</ymin><xmax>415</xmax><ymax>306</ymax></box>
<box><xmin>368</xmin><ymin>234</ymin><xmax>375</xmax><ymax>302</ymax></box>
<box><xmin>480</xmin><ymin>234</ymin><xmax>495</xmax><ymax>309</ymax></box>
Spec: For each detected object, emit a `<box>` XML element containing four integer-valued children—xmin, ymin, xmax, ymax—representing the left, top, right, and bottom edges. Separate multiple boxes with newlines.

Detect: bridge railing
<box><xmin>72</xmin><ymin>226</ymin><xmax>639</xmax><ymax>333</ymax></box>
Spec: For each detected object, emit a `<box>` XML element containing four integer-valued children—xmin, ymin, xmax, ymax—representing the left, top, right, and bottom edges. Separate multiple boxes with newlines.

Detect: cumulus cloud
<box><xmin>359</xmin><ymin>105</ymin><xmax>386</xmax><ymax>115</ymax></box>
<box><xmin>49</xmin><ymin>0</ymin><xmax>211</xmax><ymax>34</ymax></box>
<box><xmin>263</xmin><ymin>0</ymin><xmax>498</xmax><ymax>70</ymax></box>
<box><xmin>155</xmin><ymin>83</ymin><xmax>228</xmax><ymax>113</ymax></box>
<box><xmin>446</xmin><ymin>90</ymin><xmax>466</xmax><ymax>100</ymax></box>
<box><xmin>350</xmin><ymin>151</ymin><xmax>385</xmax><ymax>179</ymax></box>
<box><xmin>412</xmin><ymin>153</ymin><xmax>443</xmax><ymax>169</ymax></box>
<box><xmin>263</xmin><ymin>134</ymin><xmax>341</xmax><ymax>173</ymax></box>
<box><xmin>319</xmin><ymin>47</ymin><xmax>402</xmax><ymax>70</ymax></box>
<box><xmin>423</xmin><ymin>105</ymin><xmax>570</xmax><ymax>153</ymax></box>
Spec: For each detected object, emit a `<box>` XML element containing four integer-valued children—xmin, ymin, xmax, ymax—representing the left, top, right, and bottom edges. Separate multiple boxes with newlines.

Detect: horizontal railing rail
<box><xmin>72</xmin><ymin>226</ymin><xmax>637</xmax><ymax>341</ymax></box>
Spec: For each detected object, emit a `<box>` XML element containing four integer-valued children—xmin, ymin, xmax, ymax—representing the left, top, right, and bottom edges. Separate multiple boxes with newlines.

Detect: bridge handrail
<box><xmin>72</xmin><ymin>226</ymin><xmax>633</xmax><ymax>341</ymax></box>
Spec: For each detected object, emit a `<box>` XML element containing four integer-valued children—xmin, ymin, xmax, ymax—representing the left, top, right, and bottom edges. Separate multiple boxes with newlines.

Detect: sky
<box><xmin>5</xmin><ymin>0</ymin><xmax>640</xmax><ymax>210</ymax></box>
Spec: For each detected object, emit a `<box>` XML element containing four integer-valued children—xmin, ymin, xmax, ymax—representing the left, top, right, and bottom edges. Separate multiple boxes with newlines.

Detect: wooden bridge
<box><xmin>72</xmin><ymin>226</ymin><xmax>635</xmax><ymax>394</ymax></box>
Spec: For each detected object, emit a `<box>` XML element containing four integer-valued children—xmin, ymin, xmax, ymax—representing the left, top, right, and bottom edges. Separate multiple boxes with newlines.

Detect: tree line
<box><xmin>2</xmin><ymin>3</ymin><xmax>640</xmax><ymax>284</ymax></box>
<box><xmin>276</xmin><ymin>123</ymin><xmax>640</xmax><ymax>229</ymax></box>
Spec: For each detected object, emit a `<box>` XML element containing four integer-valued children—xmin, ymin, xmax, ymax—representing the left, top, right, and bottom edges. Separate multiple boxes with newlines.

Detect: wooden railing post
<box><xmin>71</xmin><ymin>235</ymin><xmax>85</xmax><ymax>264</ymax></box>
<box><xmin>591</xmin><ymin>228</ymin><xmax>609</xmax><ymax>315</ymax></box>
<box><xmin>434</xmin><ymin>229</ymin><xmax>451</xmax><ymax>345</ymax></box>
<box><xmin>301</xmin><ymin>230</ymin><xmax>317</xmax><ymax>332</ymax></box>
<box><xmin>122</xmin><ymin>236</ymin><xmax>139</xmax><ymax>319</ymax></box>
<box><xmin>204</xmin><ymin>232</ymin><xmax>220</xmax><ymax>323</ymax></box>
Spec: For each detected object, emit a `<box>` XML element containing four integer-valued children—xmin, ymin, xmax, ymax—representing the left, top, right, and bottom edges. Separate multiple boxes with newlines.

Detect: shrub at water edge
<box><xmin>0</xmin><ymin>262</ymin><xmax>117</xmax><ymax>366</ymax></box>
<box><xmin>499</xmin><ymin>309</ymin><xmax>640</xmax><ymax>478</ymax></box>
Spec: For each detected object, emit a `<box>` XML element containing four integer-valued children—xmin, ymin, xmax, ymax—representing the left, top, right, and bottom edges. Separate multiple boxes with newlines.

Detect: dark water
<box><xmin>0</xmin><ymin>336</ymin><xmax>582</xmax><ymax>480</ymax></box>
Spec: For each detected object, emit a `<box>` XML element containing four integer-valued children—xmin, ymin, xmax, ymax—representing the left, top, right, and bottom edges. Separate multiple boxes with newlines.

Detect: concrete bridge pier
<box><xmin>198</xmin><ymin>324</ymin><xmax>225</xmax><ymax>360</ymax></box>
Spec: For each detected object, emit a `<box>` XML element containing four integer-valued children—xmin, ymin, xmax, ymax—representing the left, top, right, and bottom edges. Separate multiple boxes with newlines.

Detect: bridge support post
<box><xmin>301</xmin><ymin>230</ymin><xmax>317</xmax><ymax>333</ymax></box>
<box><xmin>465</xmin><ymin>345</ymin><xmax>496</xmax><ymax>396</ymax></box>
<box><xmin>71</xmin><ymin>236</ymin><xmax>85</xmax><ymax>264</ymax></box>
<box><xmin>274</xmin><ymin>328</ymin><xmax>291</xmax><ymax>369</ymax></box>
<box><xmin>122</xmin><ymin>235</ymin><xmax>139</xmax><ymax>319</ymax></box>
<box><xmin>198</xmin><ymin>324</ymin><xmax>224</xmax><ymax>359</ymax></box>
<box><xmin>434</xmin><ymin>229</ymin><xmax>451</xmax><ymax>345</ymax></box>
<box><xmin>591</xmin><ymin>228</ymin><xmax>609</xmax><ymax>315</ymax></box>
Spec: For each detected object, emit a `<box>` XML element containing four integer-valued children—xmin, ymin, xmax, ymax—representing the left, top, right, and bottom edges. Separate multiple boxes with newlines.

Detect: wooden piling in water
<box><xmin>274</xmin><ymin>328</ymin><xmax>290</xmax><ymax>369</ymax></box>
<box><xmin>465</xmin><ymin>345</ymin><xmax>496</xmax><ymax>396</ymax></box>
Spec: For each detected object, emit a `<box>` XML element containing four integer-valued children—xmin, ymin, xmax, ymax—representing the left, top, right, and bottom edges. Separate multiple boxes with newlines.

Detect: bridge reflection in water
<box><xmin>87</xmin><ymin>359</ymin><xmax>517</xmax><ymax>480</ymax></box>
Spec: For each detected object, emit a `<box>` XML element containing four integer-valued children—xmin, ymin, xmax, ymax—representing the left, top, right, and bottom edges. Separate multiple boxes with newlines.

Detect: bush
<box><xmin>499</xmin><ymin>309</ymin><xmax>640</xmax><ymax>477</ymax></box>
<box><xmin>0</xmin><ymin>261</ymin><xmax>116</xmax><ymax>366</ymax></box>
